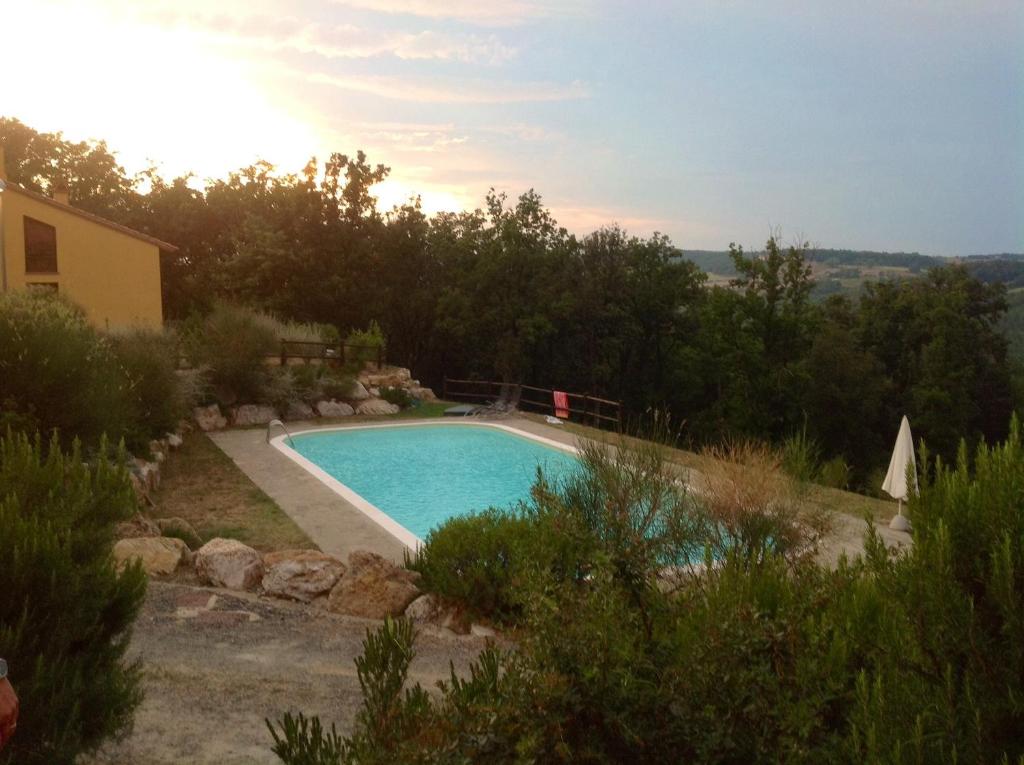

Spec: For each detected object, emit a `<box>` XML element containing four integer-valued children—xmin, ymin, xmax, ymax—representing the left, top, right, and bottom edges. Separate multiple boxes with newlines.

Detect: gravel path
<box><xmin>88</xmin><ymin>582</ymin><xmax>491</xmax><ymax>765</ymax></box>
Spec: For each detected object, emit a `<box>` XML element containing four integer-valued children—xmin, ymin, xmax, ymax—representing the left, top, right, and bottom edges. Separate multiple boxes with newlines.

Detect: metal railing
<box><xmin>442</xmin><ymin>377</ymin><xmax>622</xmax><ymax>429</ymax></box>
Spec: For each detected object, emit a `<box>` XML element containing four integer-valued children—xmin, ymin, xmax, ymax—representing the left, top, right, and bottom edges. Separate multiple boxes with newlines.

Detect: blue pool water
<box><xmin>288</xmin><ymin>424</ymin><xmax>581</xmax><ymax>540</ymax></box>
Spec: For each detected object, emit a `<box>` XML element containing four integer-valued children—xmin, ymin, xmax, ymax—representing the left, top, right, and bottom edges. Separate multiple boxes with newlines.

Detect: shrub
<box><xmin>286</xmin><ymin>365</ymin><xmax>360</xmax><ymax>404</ymax></box>
<box><xmin>698</xmin><ymin>440</ymin><xmax>830</xmax><ymax>563</ymax></box>
<box><xmin>780</xmin><ymin>425</ymin><xmax>821</xmax><ymax>483</ymax></box>
<box><xmin>110</xmin><ymin>329</ymin><xmax>188</xmax><ymax>452</ymax></box>
<box><xmin>0</xmin><ymin>292</ymin><xmax>131</xmax><ymax>449</ymax></box>
<box><xmin>321</xmin><ymin>372</ymin><xmax>356</xmax><ymax>401</ymax></box>
<box><xmin>378</xmin><ymin>386</ymin><xmax>412</xmax><ymax>409</ymax></box>
<box><xmin>345</xmin><ymin>321</ymin><xmax>386</xmax><ymax>366</ymax></box>
<box><xmin>182</xmin><ymin>303</ymin><xmax>278</xmax><ymax>405</ymax></box>
<box><xmin>0</xmin><ymin>431</ymin><xmax>147</xmax><ymax>765</ymax></box>
<box><xmin>816</xmin><ymin>455</ymin><xmax>851</xmax><ymax>489</ymax></box>
<box><xmin>407</xmin><ymin>508</ymin><xmax>553</xmax><ymax>622</ymax></box>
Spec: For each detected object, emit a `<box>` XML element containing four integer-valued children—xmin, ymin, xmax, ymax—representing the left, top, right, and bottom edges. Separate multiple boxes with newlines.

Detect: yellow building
<box><xmin>0</xmin><ymin>149</ymin><xmax>175</xmax><ymax>329</ymax></box>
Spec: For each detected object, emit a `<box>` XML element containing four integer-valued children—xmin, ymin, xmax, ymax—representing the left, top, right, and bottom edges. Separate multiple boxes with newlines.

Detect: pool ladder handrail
<box><xmin>266</xmin><ymin>419</ymin><xmax>295</xmax><ymax>447</ymax></box>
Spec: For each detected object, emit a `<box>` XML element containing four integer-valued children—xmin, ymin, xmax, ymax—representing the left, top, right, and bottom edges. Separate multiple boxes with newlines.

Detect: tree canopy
<box><xmin>1</xmin><ymin>116</ymin><xmax>1016</xmax><ymax>485</ymax></box>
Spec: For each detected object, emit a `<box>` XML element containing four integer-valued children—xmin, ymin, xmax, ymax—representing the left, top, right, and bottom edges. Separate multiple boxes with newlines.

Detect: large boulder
<box><xmin>116</xmin><ymin>512</ymin><xmax>161</xmax><ymax>539</ymax></box>
<box><xmin>113</xmin><ymin>537</ymin><xmax>190</xmax><ymax>575</ymax></box>
<box><xmin>193</xmin><ymin>404</ymin><xmax>227</xmax><ymax>431</ymax></box>
<box><xmin>356</xmin><ymin>398</ymin><xmax>400</xmax><ymax>416</ymax></box>
<box><xmin>262</xmin><ymin>549</ymin><xmax>346</xmax><ymax>602</ymax></box>
<box><xmin>346</xmin><ymin>381</ymin><xmax>371</xmax><ymax>402</ymax></box>
<box><xmin>327</xmin><ymin>551</ymin><xmax>422</xmax><ymax>619</ymax></box>
<box><xmin>155</xmin><ymin>516</ymin><xmax>203</xmax><ymax>550</ymax></box>
<box><xmin>232</xmin><ymin>404</ymin><xmax>278</xmax><ymax>426</ymax></box>
<box><xmin>285</xmin><ymin>400</ymin><xmax>315</xmax><ymax>421</ymax></box>
<box><xmin>360</xmin><ymin>366</ymin><xmax>412</xmax><ymax>389</ymax></box>
<box><xmin>316</xmin><ymin>400</ymin><xmax>355</xmax><ymax>418</ymax></box>
<box><xmin>195</xmin><ymin>538</ymin><xmax>264</xmax><ymax>591</ymax></box>
<box><xmin>407</xmin><ymin>386</ymin><xmax>437</xmax><ymax>402</ymax></box>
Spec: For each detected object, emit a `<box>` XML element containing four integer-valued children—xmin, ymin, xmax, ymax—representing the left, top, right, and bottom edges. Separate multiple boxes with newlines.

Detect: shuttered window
<box><xmin>24</xmin><ymin>217</ymin><xmax>57</xmax><ymax>273</ymax></box>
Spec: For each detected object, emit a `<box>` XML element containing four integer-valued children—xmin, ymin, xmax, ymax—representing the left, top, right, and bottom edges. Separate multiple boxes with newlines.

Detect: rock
<box><xmin>262</xmin><ymin>549</ymin><xmax>347</xmax><ymax>602</ymax></box>
<box><xmin>327</xmin><ymin>551</ymin><xmax>422</xmax><ymax>619</ymax></box>
<box><xmin>316</xmin><ymin>400</ymin><xmax>355</xmax><ymax>418</ymax></box>
<box><xmin>113</xmin><ymin>536</ymin><xmax>190</xmax><ymax>575</ymax></box>
<box><xmin>133</xmin><ymin>459</ymin><xmax>161</xmax><ymax>492</ymax></box>
<box><xmin>442</xmin><ymin>608</ymin><xmax>472</xmax><ymax>635</ymax></box>
<box><xmin>368</xmin><ymin>387</ymin><xmax>381</xmax><ymax>397</ymax></box>
<box><xmin>359</xmin><ymin>366</ymin><xmax>412</xmax><ymax>389</ymax></box>
<box><xmin>193</xmin><ymin>404</ymin><xmax>227</xmax><ymax>431</ymax></box>
<box><xmin>155</xmin><ymin>517</ymin><xmax>203</xmax><ymax>550</ymax></box>
<box><xmin>408</xmin><ymin>386</ymin><xmax>437</xmax><ymax>402</ymax></box>
<box><xmin>116</xmin><ymin>512</ymin><xmax>161</xmax><ymax>539</ymax></box>
<box><xmin>148</xmin><ymin>439</ymin><xmax>168</xmax><ymax>459</ymax></box>
<box><xmin>195</xmin><ymin>538</ymin><xmax>264</xmax><ymax>591</ymax></box>
<box><xmin>403</xmin><ymin>594</ymin><xmax>439</xmax><ymax>622</ymax></box>
<box><xmin>346</xmin><ymin>381</ymin><xmax>371</xmax><ymax>401</ymax></box>
<box><xmin>285</xmin><ymin>400</ymin><xmax>315</xmax><ymax>421</ymax></box>
<box><xmin>167</xmin><ymin>432</ymin><xmax>184</xmax><ymax>449</ymax></box>
<box><xmin>355</xmin><ymin>398</ymin><xmax>400</xmax><ymax>416</ymax></box>
<box><xmin>232</xmin><ymin>404</ymin><xmax>278</xmax><ymax>426</ymax></box>
<box><xmin>471</xmin><ymin>624</ymin><xmax>497</xmax><ymax>638</ymax></box>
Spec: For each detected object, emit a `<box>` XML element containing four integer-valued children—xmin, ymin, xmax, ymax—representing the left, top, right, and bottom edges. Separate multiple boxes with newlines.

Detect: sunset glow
<box><xmin>4</xmin><ymin>0</ymin><xmax>1021</xmax><ymax>251</ymax></box>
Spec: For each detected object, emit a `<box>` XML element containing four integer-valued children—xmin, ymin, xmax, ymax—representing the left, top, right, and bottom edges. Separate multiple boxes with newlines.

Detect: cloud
<box><xmin>330</xmin><ymin>0</ymin><xmax>588</xmax><ymax>27</ymax></box>
<box><xmin>131</xmin><ymin>10</ymin><xmax>519</xmax><ymax>65</ymax></box>
<box><xmin>301</xmin><ymin>70</ymin><xmax>589</xmax><ymax>104</ymax></box>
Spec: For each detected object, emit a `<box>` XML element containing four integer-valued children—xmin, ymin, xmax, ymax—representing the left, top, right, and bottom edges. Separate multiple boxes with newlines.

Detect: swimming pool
<box><xmin>273</xmin><ymin>423</ymin><xmax>581</xmax><ymax>547</ymax></box>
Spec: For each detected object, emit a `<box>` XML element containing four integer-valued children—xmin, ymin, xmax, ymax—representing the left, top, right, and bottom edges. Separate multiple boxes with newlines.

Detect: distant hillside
<box><xmin>678</xmin><ymin>247</ymin><xmax>1024</xmax><ymax>360</ymax></box>
<box><xmin>679</xmin><ymin>247</ymin><xmax>1024</xmax><ymax>295</ymax></box>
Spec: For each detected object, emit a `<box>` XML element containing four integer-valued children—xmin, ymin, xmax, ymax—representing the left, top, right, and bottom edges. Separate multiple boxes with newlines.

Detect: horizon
<box><xmin>5</xmin><ymin>0</ymin><xmax>1022</xmax><ymax>256</ymax></box>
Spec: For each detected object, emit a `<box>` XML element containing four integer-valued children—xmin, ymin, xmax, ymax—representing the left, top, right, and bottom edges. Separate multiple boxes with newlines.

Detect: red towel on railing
<box><xmin>553</xmin><ymin>390</ymin><xmax>569</xmax><ymax>419</ymax></box>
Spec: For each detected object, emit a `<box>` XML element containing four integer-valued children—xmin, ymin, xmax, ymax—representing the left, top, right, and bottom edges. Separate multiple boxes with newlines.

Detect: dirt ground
<box><xmin>87</xmin><ymin>582</ymin><xmax>493</xmax><ymax>765</ymax></box>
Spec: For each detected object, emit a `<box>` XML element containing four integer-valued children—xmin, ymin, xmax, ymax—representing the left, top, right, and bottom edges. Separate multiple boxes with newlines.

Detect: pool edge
<box><xmin>269</xmin><ymin>420</ymin><xmax>582</xmax><ymax>552</ymax></box>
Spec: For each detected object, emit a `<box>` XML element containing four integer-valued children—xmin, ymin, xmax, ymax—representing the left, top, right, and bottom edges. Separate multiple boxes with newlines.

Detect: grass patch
<box><xmin>150</xmin><ymin>431</ymin><xmax>316</xmax><ymax>552</ymax></box>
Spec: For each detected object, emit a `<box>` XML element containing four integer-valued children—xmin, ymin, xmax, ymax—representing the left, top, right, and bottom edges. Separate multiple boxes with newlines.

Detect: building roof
<box><xmin>0</xmin><ymin>180</ymin><xmax>179</xmax><ymax>253</ymax></box>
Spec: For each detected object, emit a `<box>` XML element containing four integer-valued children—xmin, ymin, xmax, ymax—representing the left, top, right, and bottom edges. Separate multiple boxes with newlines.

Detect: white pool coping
<box><xmin>269</xmin><ymin>420</ymin><xmax>582</xmax><ymax>552</ymax></box>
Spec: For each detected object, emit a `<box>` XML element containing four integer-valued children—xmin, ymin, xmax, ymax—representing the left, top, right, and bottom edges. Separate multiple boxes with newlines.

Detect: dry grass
<box><xmin>697</xmin><ymin>441</ymin><xmax>831</xmax><ymax>562</ymax></box>
<box><xmin>150</xmin><ymin>432</ymin><xmax>316</xmax><ymax>553</ymax></box>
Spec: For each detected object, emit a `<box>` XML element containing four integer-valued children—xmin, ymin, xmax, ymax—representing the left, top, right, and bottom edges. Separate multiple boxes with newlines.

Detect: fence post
<box><xmin>279</xmin><ymin>340</ymin><xmax>286</xmax><ymax>367</ymax></box>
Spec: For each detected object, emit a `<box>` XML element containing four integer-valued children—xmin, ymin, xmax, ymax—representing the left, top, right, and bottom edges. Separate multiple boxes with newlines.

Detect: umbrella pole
<box><xmin>889</xmin><ymin>497</ymin><xmax>911</xmax><ymax>532</ymax></box>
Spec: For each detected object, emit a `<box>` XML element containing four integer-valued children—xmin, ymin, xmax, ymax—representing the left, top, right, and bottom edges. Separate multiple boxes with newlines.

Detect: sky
<box><xmin>4</xmin><ymin>0</ymin><xmax>1022</xmax><ymax>254</ymax></box>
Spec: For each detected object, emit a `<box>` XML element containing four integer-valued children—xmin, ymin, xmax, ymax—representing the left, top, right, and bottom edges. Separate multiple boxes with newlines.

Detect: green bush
<box><xmin>182</xmin><ymin>303</ymin><xmax>278</xmax><ymax>405</ymax></box>
<box><xmin>321</xmin><ymin>372</ymin><xmax>356</xmax><ymax>401</ymax></box>
<box><xmin>110</xmin><ymin>329</ymin><xmax>188</xmax><ymax>452</ymax></box>
<box><xmin>0</xmin><ymin>292</ymin><xmax>131</xmax><ymax>450</ymax></box>
<box><xmin>378</xmin><ymin>386</ymin><xmax>412</xmax><ymax>409</ymax></box>
<box><xmin>0</xmin><ymin>431</ymin><xmax>147</xmax><ymax>765</ymax></box>
<box><xmin>781</xmin><ymin>425</ymin><xmax>821</xmax><ymax>483</ymax></box>
<box><xmin>408</xmin><ymin>508</ymin><xmax>551</xmax><ymax>622</ymax></box>
<box><xmin>345</xmin><ymin>321</ymin><xmax>386</xmax><ymax>366</ymax></box>
<box><xmin>816</xmin><ymin>455</ymin><xmax>851</xmax><ymax>489</ymax></box>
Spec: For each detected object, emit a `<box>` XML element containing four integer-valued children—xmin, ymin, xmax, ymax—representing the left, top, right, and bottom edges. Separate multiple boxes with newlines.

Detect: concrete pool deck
<box><xmin>209</xmin><ymin>416</ymin><xmax>910</xmax><ymax>565</ymax></box>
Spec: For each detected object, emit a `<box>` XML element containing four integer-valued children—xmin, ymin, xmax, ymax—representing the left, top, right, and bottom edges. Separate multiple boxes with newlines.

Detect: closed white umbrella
<box><xmin>882</xmin><ymin>415</ymin><xmax>917</xmax><ymax>531</ymax></box>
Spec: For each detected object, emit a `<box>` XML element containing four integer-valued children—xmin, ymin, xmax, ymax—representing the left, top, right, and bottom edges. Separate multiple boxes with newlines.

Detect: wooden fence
<box><xmin>273</xmin><ymin>340</ymin><xmax>384</xmax><ymax>369</ymax></box>
<box><xmin>443</xmin><ymin>377</ymin><xmax>622</xmax><ymax>429</ymax></box>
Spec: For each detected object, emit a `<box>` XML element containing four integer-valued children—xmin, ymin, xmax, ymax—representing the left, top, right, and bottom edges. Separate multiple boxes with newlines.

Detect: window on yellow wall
<box><xmin>24</xmin><ymin>217</ymin><xmax>57</xmax><ymax>273</ymax></box>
